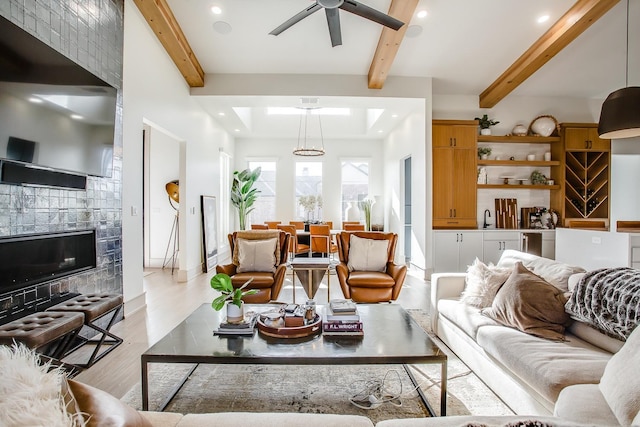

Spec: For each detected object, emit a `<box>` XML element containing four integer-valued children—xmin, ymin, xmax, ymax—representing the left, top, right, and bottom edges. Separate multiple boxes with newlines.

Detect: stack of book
<box><xmin>322</xmin><ymin>299</ymin><xmax>363</xmax><ymax>337</ymax></box>
<box><xmin>213</xmin><ymin>313</ymin><xmax>257</xmax><ymax>336</ymax></box>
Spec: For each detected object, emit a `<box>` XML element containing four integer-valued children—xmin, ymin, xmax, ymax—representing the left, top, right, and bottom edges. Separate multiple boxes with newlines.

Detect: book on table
<box><xmin>213</xmin><ymin>314</ymin><xmax>257</xmax><ymax>336</ymax></box>
<box><xmin>323</xmin><ymin>306</ymin><xmax>360</xmax><ymax>322</ymax></box>
<box><xmin>323</xmin><ymin>321</ymin><xmax>363</xmax><ymax>332</ymax></box>
<box><xmin>329</xmin><ymin>299</ymin><xmax>357</xmax><ymax>314</ymax></box>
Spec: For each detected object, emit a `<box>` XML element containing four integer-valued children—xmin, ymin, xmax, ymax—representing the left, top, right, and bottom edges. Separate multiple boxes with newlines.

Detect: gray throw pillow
<box><xmin>483</xmin><ymin>262</ymin><xmax>570</xmax><ymax>341</ymax></box>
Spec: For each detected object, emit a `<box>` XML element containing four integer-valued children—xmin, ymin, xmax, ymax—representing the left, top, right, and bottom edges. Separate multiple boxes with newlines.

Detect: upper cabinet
<box><xmin>563</xmin><ymin>126</ymin><xmax>611</xmax><ymax>151</ymax></box>
<box><xmin>432</xmin><ymin>120</ymin><xmax>478</xmax><ymax>229</ymax></box>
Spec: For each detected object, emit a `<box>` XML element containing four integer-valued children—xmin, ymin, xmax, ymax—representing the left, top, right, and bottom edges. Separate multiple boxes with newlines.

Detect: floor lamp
<box><xmin>162</xmin><ymin>180</ymin><xmax>179</xmax><ymax>274</ymax></box>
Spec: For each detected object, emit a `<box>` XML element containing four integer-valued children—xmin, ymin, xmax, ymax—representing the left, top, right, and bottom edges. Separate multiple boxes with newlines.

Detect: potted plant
<box><xmin>474</xmin><ymin>114</ymin><xmax>499</xmax><ymax>135</ymax></box>
<box><xmin>530</xmin><ymin>170</ymin><xmax>548</xmax><ymax>185</ymax></box>
<box><xmin>359</xmin><ymin>197</ymin><xmax>375</xmax><ymax>231</ymax></box>
<box><xmin>231</xmin><ymin>167</ymin><xmax>261</xmax><ymax>230</ymax></box>
<box><xmin>477</xmin><ymin>147</ymin><xmax>492</xmax><ymax>160</ymax></box>
<box><xmin>210</xmin><ymin>273</ymin><xmax>257</xmax><ymax>323</ymax></box>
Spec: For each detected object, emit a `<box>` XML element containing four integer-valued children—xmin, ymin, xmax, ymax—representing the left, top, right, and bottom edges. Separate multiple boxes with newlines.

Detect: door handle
<box><xmin>460</xmin><ymin>233</ymin><xmax>463</xmax><ymax>243</ymax></box>
<box><xmin>453</xmin><ymin>209</ymin><xmax>457</xmax><ymax>217</ymax></box>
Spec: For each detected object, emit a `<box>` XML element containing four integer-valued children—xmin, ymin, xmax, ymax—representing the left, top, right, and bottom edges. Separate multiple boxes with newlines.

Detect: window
<box><xmin>295</xmin><ymin>162</ymin><xmax>322</xmax><ymax>221</ymax></box>
<box><xmin>219</xmin><ymin>152</ymin><xmax>231</xmax><ymax>242</ymax></box>
<box><xmin>248</xmin><ymin>160</ymin><xmax>276</xmax><ymax>225</ymax></box>
<box><xmin>341</xmin><ymin>160</ymin><xmax>369</xmax><ymax>220</ymax></box>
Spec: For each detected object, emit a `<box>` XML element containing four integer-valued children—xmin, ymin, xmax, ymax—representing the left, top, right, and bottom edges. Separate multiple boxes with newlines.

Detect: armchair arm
<box><xmin>271</xmin><ymin>264</ymin><xmax>288</xmax><ymax>301</ymax></box>
<box><xmin>216</xmin><ymin>263</ymin><xmax>237</xmax><ymax>276</ymax></box>
<box><xmin>429</xmin><ymin>273</ymin><xmax>467</xmax><ymax>335</ymax></box>
<box><xmin>386</xmin><ymin>262</ymin><xmax>407</xmax><ymax>300</ymax></box>
<box><xmin>335</xmin><ymin>262</ymin><xmax>351</xmax><ymax>299</ymax></box>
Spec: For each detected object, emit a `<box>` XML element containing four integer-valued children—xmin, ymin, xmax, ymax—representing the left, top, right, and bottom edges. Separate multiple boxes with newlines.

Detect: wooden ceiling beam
<box><xmin>133</xmin><ymin>0</ymin><xmax>205</xmax><ymax>87</ymax></box>
<box><xmin>368</xmin><ymin>0</ymin><xmax>420</xmax><ymax>89</ymax></box>
<box><xmin>479</xmin><ymin>0</ymin><xmax>619</xmax><ymax>108</ymax></box>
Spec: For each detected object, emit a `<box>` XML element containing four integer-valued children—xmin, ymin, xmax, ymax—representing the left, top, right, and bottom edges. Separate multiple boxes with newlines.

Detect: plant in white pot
<box><xmin>230</xmin><ymin>167</ymin><xmax>261</xmax><ymax>230</ymax></box>
<box><xmin>210</xmin><ymin>273</ymin><xmax>257</xmax><ymax>323</ymax></box>
<box><xmin>474</xmin><ymin>114</ymin><xmax>499</xmax><ymax>135</ymax></box>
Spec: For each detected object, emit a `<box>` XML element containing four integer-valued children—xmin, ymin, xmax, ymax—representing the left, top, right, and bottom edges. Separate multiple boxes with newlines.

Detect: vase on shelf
<box><xmin>345</xmin><ymin>201</ymin><xmax>360</xmax><ymax>222</ymax></box>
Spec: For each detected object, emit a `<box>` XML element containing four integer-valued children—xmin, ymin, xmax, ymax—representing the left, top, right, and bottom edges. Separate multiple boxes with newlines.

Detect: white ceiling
<box><xmin>165</xmin><ymin>0</ymin><xmax>639</xmax><ymax>139</ymax></box>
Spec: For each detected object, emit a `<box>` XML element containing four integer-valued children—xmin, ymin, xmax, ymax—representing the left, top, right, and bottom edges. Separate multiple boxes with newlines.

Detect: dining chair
<box><xmin>344</xmin><ymin>223</ymin><xmax>365</xmax><ymax>231</ymax></box>
<box><xmin>251</xmin><ymin>224</ymin><xmax>269</xmax><ymax>230</ymax></box>
<box><xmin>289</xmin><ymin>221</ymin><xmax>305</xmax><ymax>230</ymax></box>
<box><xmin>277</xmin><ymin>224</ymin><xmax>310</xmax><ymax>259</ymax></box>
<box><xmin>309</xmin><ymin>224</ymin><xmax>338</xmax><ymax>259</ymax></box>
<box><xmin>265</xmin><ymin>221</ymin><xmax>281</xmax><ymax>229</ymax></box>
<box><xmin>342</xmin><ymin>221</ymin><xmax>360</xmax><ymax>229</ymax></box>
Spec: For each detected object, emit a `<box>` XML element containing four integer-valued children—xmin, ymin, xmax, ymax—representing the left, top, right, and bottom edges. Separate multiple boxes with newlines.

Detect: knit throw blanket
<box><xmin>565</xmin><ymin>267</ymin><xmax>640</xmax><ymax>340</ymax></box>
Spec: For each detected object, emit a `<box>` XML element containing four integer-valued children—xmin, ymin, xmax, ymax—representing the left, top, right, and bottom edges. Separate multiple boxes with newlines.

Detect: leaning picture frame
<box><xmin>201</xmin><ymin>195</ymin><xmax>218</xmax><ymax>272</ymax></box>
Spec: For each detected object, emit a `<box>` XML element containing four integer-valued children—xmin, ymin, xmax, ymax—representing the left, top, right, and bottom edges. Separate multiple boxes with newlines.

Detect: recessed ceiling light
<box><xmin>211</xmin><ymin>6</ymin><xmax>222</xmax><ymax>15</ymax></box>
<box><xmin>391</xmin><ymin>114</ymin><xmax>398</xmax><ymax>118</ymax></box>
<box><xmin>71</xmin><ymin>114</ymin><xmax>83</xmax><ymax>120</ymax></box>
<box><xmin>213</xmin><ymin>21</ymin><xmax>232</xmax><ymax>34</ymax></box>
<box><xmin>537</xmin><ymin>15</ymin><xmax>550</xmax><ymax>24</ymax></box>
<box><xmin>417</xmin><ymin>10</ymin><xmax>428</xmax><ymax>19</ymax></box>
<box><xmin>234</xmin><ymin>129</ymin><xmax>240</xmax><ymax>132</ymax></box>
<box><xmin>378</xmin><ymin>130</ymin><xmax>384</xmax><ymax>133</ymax></box>
<box><xmin>28</xmin><ymin>97</ymin><xmax>43</xmax><ymax>103</ymax></box>
<box><xmin>218</xmin><ymin>112</ymin><xmax>225</xmax><ymax>116</ymax></box>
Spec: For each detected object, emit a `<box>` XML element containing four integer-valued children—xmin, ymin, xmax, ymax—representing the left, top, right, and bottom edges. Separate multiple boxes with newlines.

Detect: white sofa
<box><xmin>429</xmin><ymin>250</ymin><xmax>637</xmax><ymax>426</ymax></box>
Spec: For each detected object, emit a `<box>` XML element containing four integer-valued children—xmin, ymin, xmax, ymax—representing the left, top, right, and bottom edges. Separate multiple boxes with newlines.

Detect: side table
<box><xmin>290</xmin><ymin>257</ymin><xmax>331</xmax><ymax>302</ymax></box>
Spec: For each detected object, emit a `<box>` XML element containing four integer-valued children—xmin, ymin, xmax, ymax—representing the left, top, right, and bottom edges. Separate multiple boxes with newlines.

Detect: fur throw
<box><xmin>0</xmin><ymin>344</ymin><xmax>75</xmax><ymax>427</ymax></box>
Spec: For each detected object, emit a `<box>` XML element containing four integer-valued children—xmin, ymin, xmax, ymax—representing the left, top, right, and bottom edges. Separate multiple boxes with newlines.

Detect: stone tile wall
<box><xmin>0</xmin><ymin>0</ymin><xmax>124</xmax><ymax>323</ymax></box>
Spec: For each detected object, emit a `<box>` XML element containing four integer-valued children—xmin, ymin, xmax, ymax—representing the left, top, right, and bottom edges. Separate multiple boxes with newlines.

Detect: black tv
<box><xmin>0</xmin><ymin>230</ymin><xmax>97</xmax><ymax>294</ymax></box>
<box><xmin>0</xmin><ymin>14</ymin><xmax>117</xmax><ymax>178</ymax></box>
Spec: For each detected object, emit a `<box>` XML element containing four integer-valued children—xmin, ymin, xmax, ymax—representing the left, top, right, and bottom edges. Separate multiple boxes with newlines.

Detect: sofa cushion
<box><xmin>236</xmin><ymin>238</ymin><xmax>277</xmax><ymax>273</ymax></box>
<box><xmin>497</xmin><ymin>249</ymin><xmax>585</xmax><ymax>292</ymax></box>
<box><xmin>438</xmin><ymin>298</ymin><xmax>500</xmax><ymax>339</ymax></box>
<box><xmin>461</xmin><ymin>258</ymin><xmax>511</xmax><ymax>308</ymax></box>
<box><xmin>175</xmin><ymin>412</ymin><xmax>374</xmax><ymax>427</ymax></box>
<box><xmin>347</xmin><ymin>235</ymin><xmax>389</xmax><ymax>272</ymax></box>
<box><xmin>483</xmin><ymin>262</ymin><xmax>570</xmax><ymax>341</ymax></box>
<box><xmin>64</xmin><ymin>379</ymin><xmax>152</xmax><ymax>427</ymax></box>
<box><xmin>599</xmin><ymin>325</ymin><xmax>640</xmax><ymax>426</ymax></box>
<box><xmin>477</xmin><ymin>325</ymin><xmax>611</xmax><ymax>403</ymax></box>
<box><xmin>554</xmin><ymin>384</ymin><xmax>619</xmax><ymax>426</ymax></box>
<box><xmin>567</xmin><ymin>321</ymin><xmax>624</xmax><ymax>354</ymax></box>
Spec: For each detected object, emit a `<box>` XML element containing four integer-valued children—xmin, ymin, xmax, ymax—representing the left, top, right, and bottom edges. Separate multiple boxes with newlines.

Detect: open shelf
<box><xmin>477</xmin><ymin>135</ymin><xmax>561</xmax><ymax>144</ymax></box>
<box><xmin>477</xmin><ymin>160</ymin><xmax>560</xmax><ymax>167</ymax></box>
<box><xmin>477</xmin><ymin>184</ymin><xmax>560</xmax><ymax>190</ymax></box>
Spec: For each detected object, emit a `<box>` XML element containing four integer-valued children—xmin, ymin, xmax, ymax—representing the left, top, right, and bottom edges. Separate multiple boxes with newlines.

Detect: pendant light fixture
<box><xmin>598</xmin><ymin>0</ymin><xmax>640</xmax><ymax>139</ymax></box>
<box><xmin>293</xmin><ymin>107</ymin><xmax>325</xmax><ymax>157</ymax></box>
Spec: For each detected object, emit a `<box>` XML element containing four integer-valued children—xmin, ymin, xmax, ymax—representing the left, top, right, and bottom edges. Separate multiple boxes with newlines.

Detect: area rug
<box><xmin>122</xmin><ymin>309</ymin><xmax>512</xmax><ymax>423</ymax></box>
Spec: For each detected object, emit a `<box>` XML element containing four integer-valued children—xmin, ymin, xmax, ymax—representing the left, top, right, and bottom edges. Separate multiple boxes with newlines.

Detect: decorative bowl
<box><xmin>529</xmin><ymin>115</ymin><xmax>558</xmax><ymax>137</ymax></box>
<box><xmin>512</xmin><ymin>124</ymin><xmax>527</xmax><ymax>136</ymax></box>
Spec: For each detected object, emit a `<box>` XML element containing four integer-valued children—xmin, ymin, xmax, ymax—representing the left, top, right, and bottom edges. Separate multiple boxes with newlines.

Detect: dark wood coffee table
<box><xmin>141</xmin><ymin>303</ymin><xmax>447</xmax><ymax>416</ymax></box>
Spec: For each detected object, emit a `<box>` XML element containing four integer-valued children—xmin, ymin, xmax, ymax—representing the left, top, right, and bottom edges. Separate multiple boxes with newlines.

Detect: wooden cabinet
<box><xmin>555</xmin><ymin>123</ymin><xmax>611</xmax><ymax>229</ymax></box>
<box><xmin>433</xmin><ymin>230</ymin><xmax>483</xmax><ymax>273</ymax></box>
<box><xmin>433</xmin><ymin>120</ymin><xmax>477</xmax><ymax>229</ymax></box>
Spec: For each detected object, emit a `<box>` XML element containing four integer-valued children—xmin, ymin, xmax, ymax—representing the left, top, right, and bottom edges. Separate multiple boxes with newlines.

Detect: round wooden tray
<box><xmin>257</xmin><ymin>314</ymin><xmax>322</xmax><ymax>339</ymax></box>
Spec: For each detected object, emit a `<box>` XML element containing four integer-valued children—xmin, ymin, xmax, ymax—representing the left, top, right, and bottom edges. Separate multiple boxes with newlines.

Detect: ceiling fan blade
<box><xmin>340</xmin><ymin>0</ymin><xmax>404</xmax><ymax>30</ymax></box>
<box><xmin>269</xmin><ymin>3</ymin><xmax>322</xmax><ymax>36</ymax></box>
<box><xmin>325</xmin><ymin>8</ymin><xmax>342</xmax><ymax>47</ymax></box>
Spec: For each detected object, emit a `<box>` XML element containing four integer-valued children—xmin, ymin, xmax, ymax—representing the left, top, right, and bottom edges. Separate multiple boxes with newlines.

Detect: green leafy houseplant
<box><xmin>477</xmin><ymin>147</ymin><xmax>492</xmax><ymax>158</ymax></box>
<box><xmin>530</xmin><ymin>170</ymin><xmax>548</xmax><ymax>185</ymax></box>
<box><xmin>359</xmin><ymin>197</ymin><xmax>375</xmax><ymax>231</ymax></box>
<box><xmin>210</xmin><ymin>273</ymin><xmax>257</xmax><ymax>311</ymax></box>
<box><xmin>231</xmin><ymin>167</ymin><xmax>261</xmax><ymax>230</ymax></box>
<box><xmin>474</xmin><ymin>114</ymin><xmax>499</xmax><ymax>129</ymax></box>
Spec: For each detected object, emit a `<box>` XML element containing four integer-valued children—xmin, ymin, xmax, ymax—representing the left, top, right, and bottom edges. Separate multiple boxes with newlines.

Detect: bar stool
<box><xmin>46</xmin><ymin>293</ymin><xmax>123</xmax><ymax>368</ymax></box>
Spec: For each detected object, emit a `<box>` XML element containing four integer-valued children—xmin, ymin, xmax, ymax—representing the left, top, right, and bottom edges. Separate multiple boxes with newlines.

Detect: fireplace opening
<box><xmin>0</xmin><ymin>230</ymin><xmax>97</xmax><ymax>295</ymax></box>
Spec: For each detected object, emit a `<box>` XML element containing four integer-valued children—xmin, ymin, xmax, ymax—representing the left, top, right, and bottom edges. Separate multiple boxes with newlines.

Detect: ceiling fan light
<box><xmin>598</xmin><ymin>86</ymin><xmax>640</xmax><ymax>139</ymax></box>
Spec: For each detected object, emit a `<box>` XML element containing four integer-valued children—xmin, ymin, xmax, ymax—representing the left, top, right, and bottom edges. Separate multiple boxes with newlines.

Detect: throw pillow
<box><xmin>63</xmin><ymin>379</ymin><xmax>152</xmax><ymax>427</ymax></box>
<box><xmin>236</xmin><ymin>237</ymin><xmax>277</xmax><ymax>273</ymax></box>
<box><xmin>232</xmin><ymin>230</ymin><xmax>281</xmax><ymax>267</ymax></box>
<box><xmin>483</xmin><ymin>262</ymin><xmax>570</xmax><ymax>341</ymax></box>
<box><xmin>598</xmin><ymin>324</ymin><xmax>640</xmax><ymax>426</ymax></box>
<box><xmin>347</xmin><ymin>234</ymin><xmax>389</xmax><ymax>272</ymax></box>
<box><xmin>461</xmin><ymin>258</ymin><xmax>512</xmax><ymax>308</ymax></box>
<box><xmin>0</xmin><ymin>344</ymin><xmax>73</xmax><ymax>427</ymax></box>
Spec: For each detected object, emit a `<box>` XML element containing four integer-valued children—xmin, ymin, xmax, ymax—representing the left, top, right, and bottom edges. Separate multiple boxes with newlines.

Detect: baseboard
<box><xmin>123</xmin><ymin>292</ymin><xmax>147</xmax><ymax>317</ymax></box>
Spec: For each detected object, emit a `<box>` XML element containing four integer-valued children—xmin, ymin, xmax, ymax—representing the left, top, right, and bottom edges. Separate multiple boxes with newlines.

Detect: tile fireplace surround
<box><xmin>0</xmin><ymin>0</ymin><xmax>124</xmax><ymax>325</ymax></box>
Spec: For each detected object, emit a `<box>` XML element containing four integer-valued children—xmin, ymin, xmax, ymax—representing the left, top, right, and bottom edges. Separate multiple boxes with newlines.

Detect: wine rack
<box><xmin>564</xmin><ymin>151</ymin><xmax>609</xmax><ymax>219</ymax></box>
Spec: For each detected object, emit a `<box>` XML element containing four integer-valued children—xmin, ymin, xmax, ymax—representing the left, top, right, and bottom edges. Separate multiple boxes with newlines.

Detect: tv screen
<box><xmin>0</xmin><ymin>230</ymin><xmax>97</xmax><ymax>294</ymax></box>
<box><xmin>0</xmin><ymin>15</ymin><xmax>117</xmax><ymax>177</ymax></box>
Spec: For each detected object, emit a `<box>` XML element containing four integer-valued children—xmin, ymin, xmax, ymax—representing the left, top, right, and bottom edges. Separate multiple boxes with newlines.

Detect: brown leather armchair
<box><xmin>335</xmin><ymin>232</ymin><xmax>407</xmax><ymax>303</ymax></box>
<box><xmin>216</xmin><ymin>230</ymin><xmax>290</xmax><ymax>303</ymax></box>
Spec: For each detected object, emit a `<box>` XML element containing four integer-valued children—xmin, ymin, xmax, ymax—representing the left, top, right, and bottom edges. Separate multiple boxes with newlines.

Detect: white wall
<box><xmin>122</xmin><ymin>0</ymin><xmax>234</xmax><ymax>309</ymax></box>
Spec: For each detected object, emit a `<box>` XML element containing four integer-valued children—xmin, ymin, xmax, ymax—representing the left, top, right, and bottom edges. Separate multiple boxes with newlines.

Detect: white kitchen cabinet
<box><xmin>482</xmin><ymin>231</ymin><xmax>521</xmax><ymax>265</ymax></box>
<box><xmin>433</xmin><ymin>230</ymin><xmax>483</xmax><ymax>273</ymax></box>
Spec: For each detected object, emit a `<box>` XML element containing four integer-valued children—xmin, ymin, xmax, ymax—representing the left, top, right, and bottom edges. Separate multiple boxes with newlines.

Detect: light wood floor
<box><xmin>73</xmin><ymin>265</ymin><xmax>431</xmax><ymax>399</ymax></box>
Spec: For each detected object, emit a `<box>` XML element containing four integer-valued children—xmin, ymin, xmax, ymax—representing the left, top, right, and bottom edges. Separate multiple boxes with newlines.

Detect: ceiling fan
<box><xmin>269</xmin><ymin>0</ymin><xmax>404</xmax><ymax>47</ymax></box>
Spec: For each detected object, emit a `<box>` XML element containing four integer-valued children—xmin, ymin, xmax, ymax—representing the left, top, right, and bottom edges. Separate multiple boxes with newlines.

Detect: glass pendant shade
<box><xmin>598</xmin><ymin>86</ymin><xmax>640</xmax><ymax>139</ymax></box>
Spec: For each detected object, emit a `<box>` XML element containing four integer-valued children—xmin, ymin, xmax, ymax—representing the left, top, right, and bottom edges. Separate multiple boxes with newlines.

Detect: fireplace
<box><xmin>0</xmin><ymin>230</ymin><xmax>97</xmax><ymax>324</ymax></box>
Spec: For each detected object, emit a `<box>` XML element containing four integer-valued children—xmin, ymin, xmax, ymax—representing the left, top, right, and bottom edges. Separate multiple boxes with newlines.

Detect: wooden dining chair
<box><xmin>265</xmin><ymin>221</ymin><xmax>281</xmax><ymax>229</ymax></box>
<box><xmin>342</xmin><ymin>221</ymin><xmax>360</xmax><ymax>229</ymax></box>
<box><xmin>344</xmin><ymin>223</ymin><xmax>365</xmax><ymax>231</ymax></box>
<box><xmin>251</xmin><ymin>224</ymin><xmax>269</xmax><ymax>230</ymax></box>
<box><xmin>289</xmin><ymin>221</ymin><xmax>305</xmax><ymax>230</ymax></box>
<box><xmin>309</xmin><ymin>224</ymin><xmax>338</xmax><ymax>259</ymax></box>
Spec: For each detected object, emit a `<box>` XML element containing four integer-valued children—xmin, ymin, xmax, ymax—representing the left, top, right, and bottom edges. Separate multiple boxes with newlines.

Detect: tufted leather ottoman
<box><xmin>0</xmin><ymin>311</ymin><xmax>84</xmax><ymax>359</ymax></box>
<box><xmin>46</xmin><ymin>293</ymin><xmax>123</xmax><ymax>368</ymax></box>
